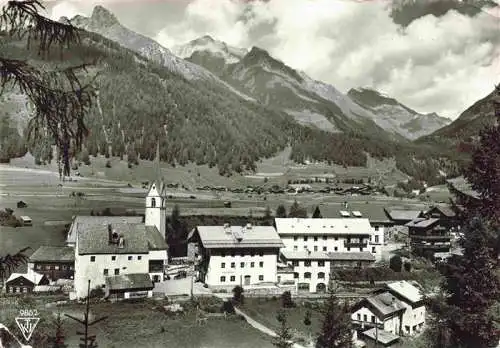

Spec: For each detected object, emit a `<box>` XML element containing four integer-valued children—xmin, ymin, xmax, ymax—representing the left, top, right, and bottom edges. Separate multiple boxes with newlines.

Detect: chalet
<box><xmin>422</xmin><ymin>205</ymin><xmax>459</xmax><ymax>230</ymax></box>
<box><xmin>28</xmin><ymin>246</ymin><xmax>75</xmax><ymax>281</ymax></box>
<box><xmin>188</xmin><ymin>224</ymin><xmax>284</xmax><ymax>289</ymax></box>
<box><xmin>352</xmin><ymin>291</ymin><xmax>406</xmax><ymax>335</ymax></box>
<box><xmin>280</xmin><ymin>251</ymin><xmax>331</xmax><ymax>293</ymax></box>
<box><xmin>5</xmin><ymin>269</ymin><xmax>49</xmax><ymax>294</ymax></box>
<box><xmin>405</xmin><ymin>218</ymin><xmax>451</xmax><ymax>257</ymax></box>
<box><xmin>385</xmin><ymin>281</ymin><xmax>425</xmax><ymax>336</ymax></box>
<box><xmin>104</xmin><ymin>273</ymin><xmax>154</xmax><ymax>300</ymax></box>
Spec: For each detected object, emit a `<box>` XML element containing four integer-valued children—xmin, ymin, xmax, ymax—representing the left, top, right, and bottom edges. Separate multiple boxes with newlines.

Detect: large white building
<box><xmin>189</xmin><ymin>223</ymin><xmax>284</xmax><ymax>289</ymax></box>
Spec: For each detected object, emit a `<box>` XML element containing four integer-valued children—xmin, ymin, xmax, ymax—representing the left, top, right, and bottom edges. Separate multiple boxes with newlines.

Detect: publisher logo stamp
<box><xmin>15</xmin><ymin>309</ymin><xmax>39</xmax><ymax>342</ymax></box>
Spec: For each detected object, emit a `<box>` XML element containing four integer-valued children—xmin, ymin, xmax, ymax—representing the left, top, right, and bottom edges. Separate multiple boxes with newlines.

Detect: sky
<box><xmin>5</xmin><ymin>0</ymin><xmax>500</xmax><ymax>119</ymax></box>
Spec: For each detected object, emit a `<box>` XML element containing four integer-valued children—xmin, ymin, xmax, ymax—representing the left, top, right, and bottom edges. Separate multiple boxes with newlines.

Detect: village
<box><xmin>0</xmin><ymin>175</ymin><xmax>470</xmax><ymax>348</ymax></box>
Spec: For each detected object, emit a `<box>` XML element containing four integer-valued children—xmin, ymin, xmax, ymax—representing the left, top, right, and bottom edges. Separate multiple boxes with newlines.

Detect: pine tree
<box><xmin>440</xmin><ymin>218</ymin><xmax>500</xmax><ymax>348</ymax></box>
<box><xmin>50</xmin><ymin>312</ymin><xmax>67</xmax><ymax>348</ymax></box>
<box><xmin>316</xmin><ymin>282</ymin><xmax>353</xmax><ymax>348</ymax></box>
<box><xmin>312</xmin><ymin>206</ymin><xmax>322</xmax><ymax>218</ymax></box>
<box><xmin>273</xmin><ymin>310</ymin><xmax>293</xmax><ymax>348</ymax></box>
<box><xmin>276</xmin><ymin>204</ymin><xmax>287</xmax><ymax>218</ymax></box>
<box><xmin>288</xmin><ymin>200</ymin><xmax>307</xmax><ymax>218</ymax></box>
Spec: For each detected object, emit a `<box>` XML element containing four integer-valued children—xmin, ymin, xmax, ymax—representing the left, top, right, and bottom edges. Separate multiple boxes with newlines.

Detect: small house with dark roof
<box><xmin>189</xmin><ymin>223</ymin><xmax>284</xmax><ymax>289</ymax></box>
<box><xmin>28</xmin><ymin>246</ymin><xmax>75</xmax><ymax>280</ymax></box>
<box><xmin>74</xmin><ymin>222</ymin><xmax>168</xmax><ymax>299</ymax></box>
<box><xmin>104</xmin><ymin>273</ymin><xmax>154</xmax><ymax>300</ymax></box>
<box><xmin>422</xmin><ymin>205</ymin><xmax>459</xmax><ymax>230</ymax></box>
<box><xmin>405</xmin><ymin>218</ymin><xmax>451</xmax><ymax>257</ymax></box>
<box><xmin>5</xmin><ymin>269</ymin><xmax>49</xmax><ymax>294</ymax></box>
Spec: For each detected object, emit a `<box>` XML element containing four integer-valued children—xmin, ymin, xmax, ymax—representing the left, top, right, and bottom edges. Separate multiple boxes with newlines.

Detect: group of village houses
<box><xmin>4</xmin><ymin>181</ymin><xmax>460</xmax><ymax>347</ymax></box>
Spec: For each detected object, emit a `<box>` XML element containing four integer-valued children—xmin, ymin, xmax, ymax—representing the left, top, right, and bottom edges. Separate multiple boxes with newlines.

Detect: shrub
<box><xmin>404</xmin><ymin>261</ymin><xmax>412</xmax><ymax>272</ymax></box>
<box><xmin>389</xmin><ymin>255</ymin><xmax>403</xmax><ymax>272</ymax></box>
<box><xmin>232</xmin><ymin>285</ymin><xmax>244</xmax><ymax>304</ymax></box>
<box><xmin>105</xmin><ymin>160</ymin><xmax>112</xmax><ymax>168</ymax></box>
<box><xmin>221</xmin><ymin>300</ymin><xmax>235</xmax><ymax>314</ymax></box>
<box><xmin>281</xmin><ymin>291</ymin><xmax>295</xmax><ymax>308</ymax></box>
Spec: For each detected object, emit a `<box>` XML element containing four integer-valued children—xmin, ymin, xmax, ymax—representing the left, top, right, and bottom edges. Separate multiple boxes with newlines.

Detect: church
<box><xmin>27</xmin><ymin>181</ymin><xmax>169</xmax><ymax>300</ymax></box>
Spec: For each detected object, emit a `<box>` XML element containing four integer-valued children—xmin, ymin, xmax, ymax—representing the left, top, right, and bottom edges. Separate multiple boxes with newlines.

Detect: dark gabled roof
<box><xmin>405</xmin><ymin>218</ymin><xmax>440</xmax><ymax>229</ymax></box>
<box><xmin>317</xmin><ymin>203</ymin><xmax>392</xmax><ymax>223</ymax></box>
<box><xmin>29</xmin><ymin>246</ymin><xmax>75</xmax><ymax>262</ymax></box>
<box><xmin>327</xmin><ymin>252</ymin><xmax>375</xmax><ymax>261</ymax></box>
<box><xmin>67</xmin><ymin>216</ymin><xmax>143</xmax><ymax>244</ymax></box>
<box><xmin>366</xmin><ymin>292</ymin><xmax>407</xmax><ymax>317</ymax></box>
<box><xmin>195</xmin><ymin>225</ymin><xmax>284</xmax><ymax>249</ymax></box>
<box><xmin>105</xmin><ymin>273</ymin><xmax>153</xmax><ymax>291</ymax></box>
<box><xmin>425</xmin><ymin>205</ymin><xmax>456</xmax><ymax>218</ymax></box>
<box><xmin>78</xmin><ymin>223</ymin><xmax>167</xmax><ymax>255</ymax></box>
<box><xmin>384</xmin><ymin>208</ymin><xmax>423</xmax><ymax>221</ymax></box>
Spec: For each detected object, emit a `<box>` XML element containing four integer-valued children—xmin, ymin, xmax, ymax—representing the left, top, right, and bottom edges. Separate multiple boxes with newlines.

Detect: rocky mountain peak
<box><xmin>90</xmin><ymin>5</ymin><xmax>119</xmax><ymax>27</ymax></box>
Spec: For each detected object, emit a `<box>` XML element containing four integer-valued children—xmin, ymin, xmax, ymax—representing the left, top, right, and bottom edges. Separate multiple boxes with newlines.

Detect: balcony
<box><xmin>410</xmin><ymin>235</ymin><xmax>451</xmax><ymax>242</ymax></box>
<box><xmin>351</xmin><ymin>320</ymin><xmax>384</xmax><ymax>330</ymax></box>
<box><xmin>411</xmin><ymin>243</ymin><xmax>451</xmax><ymax>251</ymax></box>
<box><xmin>344</xmin><ymin>241</ymin><xmax>368</xmax><ymax>248</ymax></box>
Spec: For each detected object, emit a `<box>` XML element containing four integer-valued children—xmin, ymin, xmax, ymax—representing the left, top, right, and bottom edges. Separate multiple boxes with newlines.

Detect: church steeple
<box><xmin>154</xmin><ymin>141</ymin><xmax>161</xmax><ymax>184</ymax></box>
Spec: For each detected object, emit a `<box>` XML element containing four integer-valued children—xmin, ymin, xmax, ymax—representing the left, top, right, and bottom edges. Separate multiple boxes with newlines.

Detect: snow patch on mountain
<box><xmin>172</xmin><ymin>35</ymin><xmax>247</xmax><ymax>64</ymax></box>
<box><xmin>285</xmin><ymin>109</ymin><xmax>340</xmax><ymax>133</ymax></box>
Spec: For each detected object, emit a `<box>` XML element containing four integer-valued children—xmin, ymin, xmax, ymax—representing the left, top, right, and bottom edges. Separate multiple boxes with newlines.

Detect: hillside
<box><xmin>347</xmin><ymin>87</ymin><xmax>450</xmax><ymax>139</ymax></box>
<box><xmin>420</xmin><ymin>87</ymin><xmax>498</xmax><ymax>143</ymax></box>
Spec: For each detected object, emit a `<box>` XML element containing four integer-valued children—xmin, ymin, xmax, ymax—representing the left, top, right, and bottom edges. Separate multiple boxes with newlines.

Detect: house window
<box><xmin>314</xmin><ymin>237</ymin><xmax>318</xmax><ymax>241</ymax></box>
<box><xmin>231</xmin><ymin>262</ymin><xmax>235</xmax><ymax>268</ymax></box>
<box><xmin>294</xmin><ymin>272</ymin><xmax>299</xmax><ymax>279</ymax></box>
<box><xmin>220</xmin><ymin>276</ymin><xmax>226</xmax><ymax>282</ymax></box>
<box><xmin>347</xmin><ymin>247</ymin><xmax>350</xmax><ymax>251</ymax></box>
<box><xmin>240</xmin><ymin>262</ymin><xmax>245</xmax><ymax>268</ymax></box>
<box><xmin>259</xmin><ymin>262</ymin><xmax>264</xmax><ymax>267</ymax></box>
<box><xmin>128</xmin><ymin>256</ymin><xmax>132</xmax><ymax>261</ymax></box>
<box><xmin>375</xmin><ymin>235</ymin><xmax>379</xmax><ymax>243</ymax></box>
<box><xmin>111</xmin><ymin>256</ymin><xmax>116</xmax><ymax>261</ymax></box>
<box><xmin>250</xmin><ymin>252</ymin><xmax>255</xmax><ymax>257</ymax></box>
<box><xmin>318</xmin><ymin>261</ymin><xmax>325</xmax><ymax>267</ymax></box>
<box><xmin>323</xmin><ymin>246</ymin><xmax>327</xmax><ymax>251</ymax></box>
<box><xmin>405</xmin><ymin>326</ymin><xmax>410</xmax><ymax>333</ymax></box>
<box><xmin>372</xmin><ymin>247</ymin><xmax>376</xmax><ymax>253</ymax></box>
<box><xmin>114</xmin><ymin>269</ymin><xmax>119</xmax><ymax>275</ymax></box>
<box><xmin>371</xmin><ymin>316</ymin><xmax>376</xmax><ymax>323</ymax></box>
<box><xmin>55</xmin><ymin>265</ymin><xmax>60</xmax><ymax>270</ymax></box>
<box><xmin>334</xmin><ymin>237</ymin><xmax>338</xmax><ymax>241</ymax></box>
<box><xmin>294</xmin><ymin>236</ymin><xmax>298</xmax><ymax>241</ymax></box>
<box><xmin>222</xmin><ymin>253</ymin><xmax>226</xmax><ymax>257</ymax></box>
<box><xmin>375</xmin><ymin>226</ymin><xmax>379</xmax><ymax>231</ymax></box>
<box><xmin>22</xmin><ymin>287</ymin><xmax>28</xmax><ymax>293</ymax></box>
<box><xmin>90</xmin><ymin>256</ymin><xmax>96</xmax><ymax>262</ymax></box>
<box><xmin>357</xmin><ymin>314</ymin><xmax>361</xmax><ymax>320</ymax></box>
<box><xmin>294</xmin><ymin>246</ymin><xmax>298</xmax><ymax>251</ymax></box>
<box><xmin>230</xmin><ymin>276</ymin><xmax>235</xmax><ymax>282</ymax></box>
<box><xmin>304</xmin><ymin>272</ymin><xmax>311</xmax><ymax>279</ymax></box>
<box><xmin>69</xmin><ymin>266</ymin><xmax>73</xmax><ymax>270</ymax></box>
<box><xmin>36</xmin><ymin>264</ymin><xmax>41</xmax><ymax>270</ymax></box>
<box><xmin>103</xmin><ymin>269</ymin><xmax>108</xmax><ymax>276</ymax></box>
<box><xmin>259</xmin><ymin>275</ymin><xmax>264</xmax><ymax>281</ymax></box>
<box><xmin>314</xmin><ymin>246</ymin><xmax>318</xmax><ymax>251</ymax></box>
<box><xmin>304</xmin><ymin>237</ymin><xmax>308</xmax><ymax>241</ymax></box>
<box><xmin>250</xmin><ymin>262</ymin><xmax>255</xmax><ymax>268</ymax></box>
<box><xmin>231</xmin><ymin>252</ymin><xmax>235</xmax><ymax>257</ymax></box>
<box><xmin>318</xmin><ymin>272</ymin><xmax>325</xmax><ymax>279</ymax></box>
<box><xmin>259</xmin><ymin>252</ymin><xmax>263</xmax><ymax>257</ymax></box>
<box><xmin>221</xmin><ymin>263</ymin><xmax>226</xmax><ymax>268</ymax></box>
<box><xmin>334</xmin><ymin>247</ymin><xmax>338</xmax><ymax>251</ymax></box>
<box><xmin>363</xmin><ymin>315</ymin><xmax>367</xmax><ymax>321</ymax></box>
<box><xmin>323</xmin><ymin>236</ymin><xmax>327</xmax><ymax>240</ymax></box>
<box><xmin>305</xmin><ymin>261</ymin><xmax>311</xmax><ymax>267</ymax></box>
<box><xmin>62</xmin><ymin>265</ymin><xmax>67</xmax><ymax>270</ymax></box>
<box><xmin>151</xmin><ymin>198</ymin><xmax>156</xmax><ymax>207</ymax></box>
<box><xmin>138</xmin><ymin>256</ymin><xmax>142</xmax><ymax>260</ymax></box>
<box><xmin>292</xmin><ymin>261</ymin><xmax>299</xmax><ymax>266</ymax></box>
<box><xmin>303</xmin><ymin>246</ymin><xmax>307</xmax><ymax>250</ymax></box>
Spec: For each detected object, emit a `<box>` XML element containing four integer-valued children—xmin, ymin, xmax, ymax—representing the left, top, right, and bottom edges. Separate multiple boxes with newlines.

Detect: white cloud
<box><xmin>154</xmin><ymin>0</ymin><xmax>500</xmax><ymax>119</ymax></box>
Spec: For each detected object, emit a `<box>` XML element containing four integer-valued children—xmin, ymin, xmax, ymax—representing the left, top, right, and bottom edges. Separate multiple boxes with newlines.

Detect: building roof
<box><xmin>405</xmin><ymin>218</ymin><xmax>440</xmax><ymax>229</ymax></box>
<box><xmin>425</xmin><ymin>205</ymin><xmax>456</xmax><ymax>218</ymax></box>
<box><xmin>386</xmin><ymin>281</ymin><xmax>423</xmax><ymax>304</ymax></box>
<box><xmin>105</xmin><ymin>273</ymin><xmax>154</xmax><ymax>291</ymax></box>
<box><xmin>316</xmin><ymin>203</ymin><xmax>392</xmax><ymax>223</ymax></box>
<box><xmin>366</xmin><ymin>292</ymin><xmax>407</xmax><ymax>317</ymax></box>
<box><xmin>281</xmin><ymin>250</ymin><xmax>331</xmax><ymax>260</ymax></box>
<box><xmin>20</xmin><ymin>216</ymin><xmax>32</xmax><ymax>220</ymax></box>
<box><xmin>362</xmin><ymin>328</ymin><xmax>400</xmax><ymax>345</ymax></box>
<box><xmin>29</xmin><ymin>246</ymin><xmax>75</xmax><ymax>262</ymax></box>
<box><xmin>384</xmin><ymin>209</ymin><xmax>423</xmax><ymax>221</ymax></box>
<box><xmin>195</xmin><ymin>224</ymin><xmax>284</xmax><ymax>249</ymax></box>
<box><xmin>77</xmin><ymin>223</ymin><xmax>167</xmax><ymax>255</ymax></box>
<box><xmin>6</xmin><ymin>269</ymin><xmax>45</xmax><ymax>285</ymax></box>
<box><xmin>274</xmin><ymin>218</ymin><xmax>372</xmax><ymax>236</ymax></box>
<box><xmin>328</xmin><ymin>252</ymin><xmax>376</xmax><ymax>261</ymax></box>
<box><xmin>447</xmin><ymin>177</ymin><xmax>480</xmax><ymax>199</ymax></box>
<box><xmin>66</xmin><ymin>216</ymin><xmax>143</xmax><ymax>244</ymax></box>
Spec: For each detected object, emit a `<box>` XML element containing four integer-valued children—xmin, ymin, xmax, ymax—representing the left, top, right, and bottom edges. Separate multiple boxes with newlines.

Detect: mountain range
<box><xmin>1</xmin><ymin>5</ymin><xmax>496</xmax><ymax>184</ymax></box>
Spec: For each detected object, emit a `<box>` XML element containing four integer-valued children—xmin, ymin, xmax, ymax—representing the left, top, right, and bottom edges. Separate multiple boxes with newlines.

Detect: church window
<box><xmin>151</xmin><ymin>198</ymin><xmax>156</xmax><ymax>208</ymax></box>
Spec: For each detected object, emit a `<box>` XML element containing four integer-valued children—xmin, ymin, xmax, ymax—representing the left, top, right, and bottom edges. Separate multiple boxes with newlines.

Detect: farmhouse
<box><xmin>189</xmin><ymin>223</ymin><xmax>284</xmax><ymax>289</ymax></box>
<box><xmin>28</xmin><ymin>246</ymin><xmax>75</xmax><ymax>281</ymax></box>
<box><xmin>385</xmin><ymin>281</ymin><xmax>425</xmax><ymax>336</ymax></box>
<box><xmin>274</xmin><ymin>217</ymin><xmax>383</xmax><ymax>259</ymax></box>
<box><xmin>405</xmin><ymin>218</ymin><xmax>452</xmax><ymax>257</ymax></box>
<box><xmin>5</xmin><ymin>269</ymin><xmax>49</xmax><ymax>294</ymax></box>
<box><xmin>73</xmin><ymin>222</ymin><xmax>168</xmax><ymax>299</ymax></box>
<box><xmin>105</xmin><ymin>273</ymin><xmax>154</xmax><ymax>300</ymax></box>
<box><xmin>280</xmin><ymin>250</ymin><xmax>331</xmax><ymax>293</ymax></box>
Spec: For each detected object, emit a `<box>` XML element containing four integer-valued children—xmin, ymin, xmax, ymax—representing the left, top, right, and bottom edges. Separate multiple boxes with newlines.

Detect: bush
<box><xmin>404</xmin><ymin>261</ymin><xmax>412</xmax><ymax>272</ymax></box>
<box><xmin>221</xmin><ymin>300</ymin><xmax>235</xmax><ymax>314</ymax></box>
<box><xmin>390</xmin><ymin>255</ymin><xmax>403</xmax><ymax>272</ymax></box>
<box><xmin>232</xmin><ymin>285</ymin><xmax>244</xmax><ymax>304</ymax></box>
<box><xmin>105</xmin><ymin>160</ymin><xmax>112</xmax><ymax>168</ymax></box>
<box><xmin>281</xmin><ymin>291</ymin><xmax>295</xmax><ymax>308</ymax></box>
